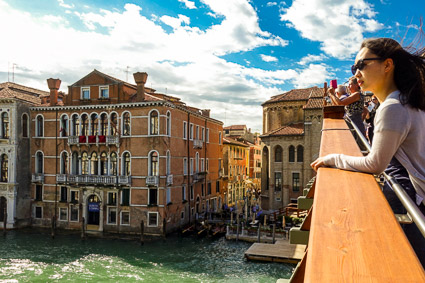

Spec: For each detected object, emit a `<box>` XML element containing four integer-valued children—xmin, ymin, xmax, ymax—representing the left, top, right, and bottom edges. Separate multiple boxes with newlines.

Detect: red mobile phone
<box><xmin>330</xmin><ymin>79</ymin><xmax>337</xmax><ymax>89</ymax></box>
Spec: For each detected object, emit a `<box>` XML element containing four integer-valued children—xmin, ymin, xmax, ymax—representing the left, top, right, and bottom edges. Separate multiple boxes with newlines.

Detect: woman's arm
<box><xmin>330</xmin><ymin>92</ymin><xmax>360</xmax><ymax>106</ymax></box>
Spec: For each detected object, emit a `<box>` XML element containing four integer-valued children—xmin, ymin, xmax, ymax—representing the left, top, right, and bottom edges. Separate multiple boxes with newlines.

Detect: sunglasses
<box><xmin>351</xmin><ymin>57</ymin><xmax>383</xmax><ymax>75</ymax></box>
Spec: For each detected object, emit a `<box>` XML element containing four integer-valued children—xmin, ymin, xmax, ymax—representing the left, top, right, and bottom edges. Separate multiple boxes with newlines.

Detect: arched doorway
<box><xmin>0</xmin><ymin>197</ymin><xmax>6</xmax><ymax>222</ymax></box>
<box><xmin>87</xmin><ymin>194</ymin><xmax>100</xmax><ymax>226</ymax></box>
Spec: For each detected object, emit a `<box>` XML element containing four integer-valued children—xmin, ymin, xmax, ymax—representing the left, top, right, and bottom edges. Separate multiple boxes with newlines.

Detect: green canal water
<box><xmin>0</xmin><ymin>231</ymin><xmax>294</xmax><ymax>282</ymax></box>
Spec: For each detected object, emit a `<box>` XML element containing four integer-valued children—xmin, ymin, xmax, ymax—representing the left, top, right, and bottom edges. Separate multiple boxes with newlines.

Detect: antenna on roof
<box><xmin>12</xmin><ymin>63</ymin><xmax>17</xmax><ymax>82</ymax></box>
<box><xmin>125</xmin><ymin>66</ymin><xmax>130</xmax><ymax>82</ymax></box>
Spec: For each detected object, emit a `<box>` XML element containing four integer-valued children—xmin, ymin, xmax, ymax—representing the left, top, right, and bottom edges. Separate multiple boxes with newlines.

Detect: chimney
<box><xmin>47</xmin><ymin>78</ymin><xmax>61</xmax><ymax>106</ymax></box>
<box><xmin>133</xmin><ymin>72</ymin><xmax>148</xmax><ymax>102</ymax></box>
<box><xmin>201</xmin><ymin>109</ymin><xmax>210</xmax><ymax>117</ymax></box>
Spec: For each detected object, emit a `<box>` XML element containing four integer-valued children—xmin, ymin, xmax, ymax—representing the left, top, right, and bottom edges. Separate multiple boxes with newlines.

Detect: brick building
<box><xmin>30</xmin><ymin>70</ymin><xmax>223</xmax><ymax>235</ymax></box>
<box><xmin>260</xmin><ymin>86</ymin><xmax>324</xmax><ymax>210</ymax></box>
<box><xmin>0</xmin><ymin>82</ymin><xmax>47</xmax><ymax>228</ymax></box>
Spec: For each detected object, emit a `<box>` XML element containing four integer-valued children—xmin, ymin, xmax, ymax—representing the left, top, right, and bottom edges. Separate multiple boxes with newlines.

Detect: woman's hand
<box><xmin>311</xmin><ymin>157</ymin><xmax>327</xmax><ymax>172</ymax></box>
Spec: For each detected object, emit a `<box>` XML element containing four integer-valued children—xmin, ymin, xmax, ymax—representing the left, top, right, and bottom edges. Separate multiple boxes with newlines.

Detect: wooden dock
<box><xmin>244</xmin><ymin>240</ymin><xmax>305</xmax><ymax>264</ymax></box>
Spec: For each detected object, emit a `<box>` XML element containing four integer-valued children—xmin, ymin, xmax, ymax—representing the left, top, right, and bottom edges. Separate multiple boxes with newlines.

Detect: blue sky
<box><xmin>0</xmin><ymin>0</ymin><xmax>423</xmax><ymax>132</ymax></box>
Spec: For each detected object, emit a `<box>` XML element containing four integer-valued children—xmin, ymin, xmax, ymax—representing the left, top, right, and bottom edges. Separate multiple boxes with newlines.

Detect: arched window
<box><xmin>1</xmin><ymin>112</ymin><xmax>9</xmax><ymax>139</ymax></box>
<box><xmin>36</xmin><ymin>115</ymin><xmax>43</xmax><ymax>137</ymax></box>
<box><xmin>90</xmin><ymin>113</ymin><xmax>98</xmax><ymax>136</ymax></box>
<box><xmin>275</xmin><ymin>145</ymin><xmax>282</xmax><ymax>162</ymax></box>
<box><xmin>60</xmin><ymin>152</ymin><xmax>68</xmax><ymax>174</ymax></box>
<box><xmin>81</xmin><ymin>114</ymin><xmax>89</xmax><ymax>136</ymax></box>
<box><xmin>166</xmin><ymin>111</ymin><xmax>171</xmax><ymax>136</ymax></box>
<box><xmin>100</xmin><ymin>113</ymin><xmax>108</xmax><ymax>136</ymax></box>
<box><xmin>90</xmin><ymin>152</ymin><xmax>98</xmax><ymax>175</ymax></box>
<box><xmin>110</xmin><ymin>152</ymin><xmax>117</xmax><ymax>175</ymax></box>
<box><xmin>60</xmin><ymin>115</ymin><xmax>68</xmax><ymax>137</ymax></box>
<box><xmin>36</xmin><ymin>151</ymin><xmax>43</xmax><ymax>173</ymax></box>
<box><xmin>166</xmin><ymin>151</ymin><xmax>171</xmax><ymax>175</ymax></box>
<box><xmin>288</xmin><ymin>145</ymin><xmax>295</xmax><ymax>162</ymax></box>
<box><xmin>123</xmin><ymin>112</ymin><xmax>130</xmax><ymax>136</ymax></box>
<box><xmin>110</xmin><ymin>113</ymin><xmax>118</xmax><ymax>135</ymax></box>
<box><xmin>100</xmin><ymin>152</ymin><xmax>108</xmax><ymax>175</ymax></box>
<box><xmin>149</xmin><ymin>110</ymin><xmax>159</xmax><ymax>135</ymax></box>
<box><xmin>81</xmin><ymin>152</ymin><xmax>88</xmax><ymax>175</ymax></box>
<box><xmin>149</xmin><ymin>151</ymin><xmax>159</xmax><ymax>176</ymax></box>
<box><xmin>122</xmin><ymin>152</ymin><xmax>131</xmax><ymax>176</ymax></box>
<box><xmin>1</xmin><ymin>154</ymin><xmax>8</xmax><ymax>182</ymax></box>
<box><xmin>72</xmin><ymin>152</ymin><xmax>79</xmax><ymax>175</ymax></box>
<box><xmin>297</xmin><ymin>145</ymin><xmax>304</xmax><ymax>162</ymax></box>
<box><xmin>22</xmin><ymin>114</ymin><xmax>28</xmax><ymax>138</ymax></box>
<box><xmin>71</xmin><ymin>114</ymin><xmax>80</xmax><ymax>136</ymax></box>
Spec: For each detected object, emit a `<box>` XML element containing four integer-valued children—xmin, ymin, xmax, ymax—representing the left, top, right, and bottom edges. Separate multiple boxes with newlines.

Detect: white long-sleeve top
<box><xmin>323</xmin><ymin>90</ymin><xmax>425</xmax><ymax>205</ymax></box>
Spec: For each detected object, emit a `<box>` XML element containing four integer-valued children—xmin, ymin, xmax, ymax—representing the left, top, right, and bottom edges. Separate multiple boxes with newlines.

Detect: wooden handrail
<box><xmin>303</xmin><ymin>118</ymin><xmax>425</xmax><ymax>282</ymax></box>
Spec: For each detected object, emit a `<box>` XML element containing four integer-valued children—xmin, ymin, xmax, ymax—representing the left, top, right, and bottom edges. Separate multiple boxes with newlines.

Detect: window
<box><xmin>22</xmin><ymin>113</ymin><xmax>28</xmax><ymax>138</ymax></box>
<box><xmin>207</xmin><ymin>182</ymin><xmax>211</xmax><ymax>195</ymax></box>
<box><xmin>183</xmin><ymin>121</ymin><xmax>187</xmax><ymax>139</ymax></box>
<box><xmin>216</xmin><ymin>180</ymin><xmax>220</xmax><ymax>194</ymax></box>
<box><xmin>121</xmin><ymin>211</ymin><xmax>130</xmax><ymax>225</ymax></box>
<box><xmin>35</xmin><ymin>151</ymin><xmax>43</xmax><ymax>174</ymax></box>
<box><xmin>59</xmin><ymin>207</ymin><xmax>68</xmax><ymax>221</ymax></box>
<box><xmin>182</xmin><ymin>185</ymin><xmax>187</xmax><ymax>201</ymax></box>
<box><xmin>60</xmin><ymin>115</ymin><xmax>68</xmax><ymax>137</ymax></box>
<box><xmin>201</xmin><ymin>184</ymin><xmax>205</xmax><ymax>197</ymax></box>
<box><xmin>60</xmin><ymin>187</ymin><xmax>67</xmax><ymax>202</ymax></box>
<box><xmin>100</xmin><ymin>152</ymin><xmax>107</xmax><ymax>175</ymax></box>
<box><xmin>149</xmin><ymin>151</ymin><xmax>159</xmax><ymax>176</ymax></box>
<box><xmin>71</xmin><ymin>114</ymin><xmax>80</xmax><ymax>136</ymax></box>
<box><xmin>148</xmin><ymin>212</ymin><xmax>158</xmax><ymax>227</ymax></box>
<box><xmin>35</xmin><ymin>185</ymin><xmax>43</xmax><ymax>201</ymax></box>
<box><xmin>123</xmin><ymin>112</ymin><xmax>131</xmax><ymax>136</ymax></box>
<box><xmin>81</xmin><ymin>114</ymin><xmax>89</xmax><ymax>136</ymax></box>
<box><xmin>206</xmin><ymin>158</ymin><xmax>209</xmax><ymax>172</ymax></box>
<box><xmin>1</xmin><ymin>112</ymin><xmax>9</xmax><ymax>138</ymax></box>
<box><xmin>292</xmin><ymin>172</ymin><xmax>300</xmax><ymax>192</ymax></box>
<box><xmin>202</xmin><ymin>127</ymin><xmax>205</xmax><ymax>142</ymax></box>
<box><xmin>110</xmin><ymin>152</ymin><xmax>117</xmax><ymax>175</ymax></box>
<box><xmin>181</xmin><ymin>211</ymin><xmax>185</xmax><ymax>221</ymax></box>
<box><xmin>166</xmin><ymin>112</ymin><xmax>171</xmax><ymax>136</ymax></box>
<box><xmin>189</xmin><ymin>124</ymin><xmax>193</xmax><ymax>140</ymax></box>
<box><xmin>219</xmin><ymin>132</ymin><xmax>222</xmax><ymax>145</ymax></box>
<box><xmin>36</xmin><ymin>115</ymin><xmax>43</xmax><ymax>137</ymax></box>
<box><xmin>81</xmin><ymin>87</ymin><xmax>90</xmax><ymax>99</ymax></box>
<box><xmin>0</xmin><ymin>154</ymin><xmax>8</xmax><ymax>182</ymax></box>
<box><xmin>90</xmin><ymin>113</ymin><xmax>98</xmax><ymax>136</ymax></box>
<box><xmin>297</xmin><ymin>145</ymin><xmax>304</xmax><ymax>162</ymax></box>
<box><xmin>206</xmin><ymin>128</ymin><xmax>209</xmax><ymax>143</ymax></box>
<box><xmin>100</xmin><ymin>86</ymin><xmax>109</xmax><ymax>98</ymax></box>
<box><xmin>196</xmin><ymin>125</ymin><xmax>199</xmax><ymax>140</ymax></box>
<box><xmin>149</xmin><ymin>188</ymin><xmax>158</xmax><ymax>206</ymax></box>
<box><xmin>110</xmin><ymin>113</ymin><xmax>118</xmax><ymax>135</ymax></box>
<box><xmin>190</xmin><ymin>185</ymin><xmax>194</xmax><ymax>200</ymax></box>
<box><xmin>289</xmin><ymin>145</ymin><xmax>295</xmax><ymax>163</ymax></box>
<box><xmin>121</xmin><ymin>189</ymin><xmax>130</xmax><ymax>206</ymax></box>
<box><xmin>195</xmin><ymin>152</ymin><xmax>199</xmax><ymax>173</ymax></box>
<box><xmin>81</xmin><ymin>152</ymin><xmax>89</xmax><ymax>175</ymax></box>
<box><xmin>275</xmin><ymin>172</ymin><xmax>282</xmax><ymax>192</ymax></box>
<box><xmin>70</xmin><ymin>190</ymin><xmax>79</xmax><ymax>203</ymax></box>
<box><xmin>108</xmin><ymin>192</ymin><xmax>117</xmax><ymax>205</ymax></box>
<box><xmin>108</xmin><ymin>207</ymin><xmax>117</xmax><ymax>224</ymax></box>
<box><xmin>200</xmin><ymin>158</ymin><xmax>204</xmax><ymax>172</ymax></box>
<box><xmin>71</xmin><ymin>152</ymin><xmax>79</xmax><ymax>175</ymax></box>
<box><xmin>90</xmin><ymin>152</ymin><xmax>98</xmax><ymax>175</ymax></box>
<box><xmin>70</xmin><ymin>204</ymin><xmax>79</xmax><ymax>221</ymax></box>
<box><xmin>35</xmin><ymin>206</ymin><xmax>42</xmax><ymax>219</ymax></box>
<box><xmin>149</xmin><ymin>110</ymin><xmax>159</xmax><ymax>135</ymax></box>
<box><xmin>122</xmin><ymin>152</ymin><xmax>131</xmax><ymax>176</ymax></box>
<box><xmin>275</xmin><ymin>146</ymin><xmax>282</xmax><ymax>162</ymax></box>
<box><xmin>190</xmin><ymin>158</ymin><xmax>194</xmax><ymax>175</ymax></box>
<box><xmin>166</xmin><ymin>151</ymin><xmax>171</xmax><ymax>175</ymax></box>
<box><xmin>166</xmin><ymin>187</ymin><xmax>171</xmax><ymax>204</ymax></box>
<box><xmin>183</xmin><ymin>158</ymin><xmax>188</xmax><ymax>175</ymax></box>
<box><xmin>100</xmin><ymin>113</ymin><xmax>107</xmax><ymax>136</ymax></box>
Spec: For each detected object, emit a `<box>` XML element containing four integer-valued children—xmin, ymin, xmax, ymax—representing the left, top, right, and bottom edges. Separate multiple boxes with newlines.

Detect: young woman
<box><xmin>311</xmin><ymin>37</ymin><xmax>425</xmax><ymax>264</ymax></box>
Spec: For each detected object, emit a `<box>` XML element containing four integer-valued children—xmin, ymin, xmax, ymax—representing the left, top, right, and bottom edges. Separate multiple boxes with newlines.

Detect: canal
<box><xmin>0</xmin><ymin>230</ymin><xmax>294</xmax><ymax>282</ymax></box>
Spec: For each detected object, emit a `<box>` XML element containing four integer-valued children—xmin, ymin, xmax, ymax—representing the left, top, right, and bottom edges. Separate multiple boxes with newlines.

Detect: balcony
<box><xmin>56</xmin><ymin>174</ymin><xmax>131</xmax><ymax>186</ymax></box>
<box><xmin>146</xmin><ymin>176</ymin><xmax>159</xmax><ymax>186</ymax></box>
<box><xmin>193</xmin><ymin>172</ymin><xmax>206</xmax><ymax>182</ymax></box>
<box><xmin>31</xmin><ymin>173</ymin><xmax>44</xmax><ymax>183</ymax></box>
<box><xmin>166</xmin><ymin>175</ymin><xmax>173</xmax><ymax>186</ymax></box>
<box><xmin>193</xmin><ymin>139</ymin><xmax>203</xmax><ymax>149</ymax></box>
<box><xmin>68</xmin><ymin>135</ymin><xmax>119</xmax><ymax>146</ymax></box>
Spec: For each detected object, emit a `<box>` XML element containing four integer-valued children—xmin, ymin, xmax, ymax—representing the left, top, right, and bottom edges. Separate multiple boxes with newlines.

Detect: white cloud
<box><xmin>280</xmin><ymin>0</ymin><xmax>384</xmax><ymax>59</ymax></box>
<box><xmin>160</xmin><ymin>14</ymin><xmax>190</xmax><ymax>29</ymax></box>
<box><xmin>299</xmin><ymin>54</ymin><xmax>326</xmax><ymax>65</ymax></box>
<box><xmin>57</xmin><ymin>0</ymin><xmax>74</xmax><ymax>9</ymax></box>
<box><xmin>178</xmin><ymin>0</ymin><xmax>197</xmax><ymax>9</ymax></box>
<box><xmin>260</xmin><ymin>54</ymin><xmax>278</xmax><ymax>62</ymax></box>
<box><xmin>267</xmin><ymin>2</ymin><xmax>277</xmax><ymax>6</ymax></box>
<box><xmin>293</xmin><ymin>64</ymin><xmax>329</xmax><ymax>89</ymax></box>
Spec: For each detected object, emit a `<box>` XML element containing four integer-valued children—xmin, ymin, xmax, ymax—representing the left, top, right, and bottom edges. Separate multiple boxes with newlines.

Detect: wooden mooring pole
<box><xmin>140</xmin><ymin>220</ymin><xmax>144</xmax><ymax>245</ymax></box>
<box><xmin>257</xmin><ymin>223</ymin><xmax>261</xmax><ymax>243</ymax></box>
<box><xmin>3</xmin><ymin>209</ymin><xmax>7</xmax><ymax>236</ymax></box>
<box><xmin>272</xmin><ymin>224</ymin><xmax>276</xmax><ymax>244</ymax></box>
<box><xmin>163</xmin><ymin>218</ymin><xmax>167</xmax><ymax>241</ymax></box>
<box><xmin>81</xmin><ymin>217</ymin><xmax>86</xmax><ymax>240</ymax></box>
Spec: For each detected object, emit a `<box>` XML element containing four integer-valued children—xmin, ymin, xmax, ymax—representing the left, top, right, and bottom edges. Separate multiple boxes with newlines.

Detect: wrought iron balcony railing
<box><xmin>67</xmin><ymin>135</ymin><xmax>119</xmax><ymax>145</ymax></box>
<box><xmin>146</xmin><ymin>176</ymin><xmax>159</xmax><ymax>186</ymax></box>
<box><xmin>32</xmin><ymin>173</ymin><xmax>44</xmax><ymax>183</ymax></box>
<box><xmin>56</xmin><ymin>174</ymin><xmax>131</xmax><ymax>186</ymax></box>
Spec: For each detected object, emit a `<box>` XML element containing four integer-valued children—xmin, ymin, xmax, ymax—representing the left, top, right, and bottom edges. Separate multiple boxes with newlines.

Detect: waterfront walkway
<box><xmin>244</xmin><ymin>240</ymin><xmax>305</xmax><ymax>264</ymax></box>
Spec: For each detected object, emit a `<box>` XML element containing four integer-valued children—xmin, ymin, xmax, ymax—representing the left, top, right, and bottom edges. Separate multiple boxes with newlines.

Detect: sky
<box><xmin>0</xmin><ymin>0</ymin><xmax>423</xmax><ymax>133</ymax></box>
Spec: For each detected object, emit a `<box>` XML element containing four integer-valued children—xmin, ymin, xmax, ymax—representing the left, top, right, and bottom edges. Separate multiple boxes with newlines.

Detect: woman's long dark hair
<box><xmin>360</xmin><ymin>37</ymin><xmax>425</xmax><ymax>110</ymax></box>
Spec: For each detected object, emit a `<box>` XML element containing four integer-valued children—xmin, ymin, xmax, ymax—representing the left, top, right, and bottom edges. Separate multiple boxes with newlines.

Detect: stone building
<box><xmin>260</xmin><ymin>86</ymin><xmax>324</xmax><ymax>211</ymax></box>
<box><xmin>0</xmin><ymin>82</ymin><xmax>47</xmax><ymax>228</ymax></box>
<box><xmin>224</xmin><ymin>124</ymin><xmax>254</xmax><ymax>143</ymax></box>
<box><xmin>30</xmin><ymin>70</ymin><xmax>223</xmax><ymax>235</ymax></box>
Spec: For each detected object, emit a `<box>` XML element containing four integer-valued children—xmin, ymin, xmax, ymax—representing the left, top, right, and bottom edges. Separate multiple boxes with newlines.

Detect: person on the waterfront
<box><xmin>311</xmin><ymin>37</ymin><xmax>425</xmax><ymax>265</ymax></box>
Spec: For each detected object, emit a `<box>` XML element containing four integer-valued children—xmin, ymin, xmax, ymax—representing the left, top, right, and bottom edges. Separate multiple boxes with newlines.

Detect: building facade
<box><xmin>30</xmin><ymin>70</ymin><xmax>223</xmax><ymax>235</ymax></box>
<box><xmin>260</xmin><ymin>87</ymin><xmax>324</xmax><ymax>211</ymax></box>
<box><xmin>0</xmin><ymin>82</ymin><xmax>47</xmax><ymax>228</ymax></box>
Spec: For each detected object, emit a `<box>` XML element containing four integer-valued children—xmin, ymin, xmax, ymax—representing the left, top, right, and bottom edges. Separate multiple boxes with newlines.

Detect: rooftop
<box><xmin>261</xmin><ymin>123</ymin><xmax>304</xmax><ymax>137</ymax></box>
<box><xmin>0</xmin><ymin>82</ymin><xmax>46</xmax><ymax>105</ymax></box>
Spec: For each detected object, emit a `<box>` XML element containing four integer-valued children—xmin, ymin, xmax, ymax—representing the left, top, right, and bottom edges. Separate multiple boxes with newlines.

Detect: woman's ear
<box><xmin>384</xmin><ymin>58</ymin><xmax>394</xmax><ymax>73</ymax></box>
